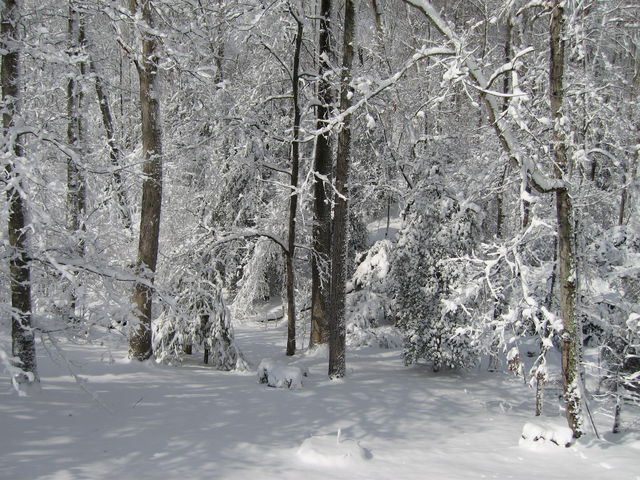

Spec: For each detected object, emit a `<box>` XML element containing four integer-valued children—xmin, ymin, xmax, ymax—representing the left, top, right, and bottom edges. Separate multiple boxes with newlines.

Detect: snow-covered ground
<box><xmin>1</xmin><ymin>320</ymin><xmax>639</xmax><ymax>480</ymax></box>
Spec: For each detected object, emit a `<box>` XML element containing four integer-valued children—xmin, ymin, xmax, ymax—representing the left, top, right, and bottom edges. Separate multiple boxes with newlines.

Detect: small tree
<box><xmin>153</xmin><ymin>261</ymin><xmax>246</xmax><ymax>371</ymax></box>
<box><xmin>390</xmin><ymin>168</ymin><xmax>482</xmax><ymax>371</ymax></box>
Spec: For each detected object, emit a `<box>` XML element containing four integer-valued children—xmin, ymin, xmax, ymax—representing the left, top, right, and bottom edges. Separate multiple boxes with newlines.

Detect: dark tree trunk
<box><xmin>66</xmin><ymin>5</ymin><xmax>86</xmax><ymax>250</ymax></box>
<box><xmin>618</xmin><ymin>138</ymin><xmax>638</xmax><ymax>226</ymax></box>
<box><xmin>129</xmin><ymin>0</ymin><xmax>164</xmax><ymax>361</ymax></box>
<box><xmin>201</xmin><ymin>314</ymin><xmax>210</xmax><ymax>364</ymax></box>
<box><xmin>286</xmin><ymin>12</ymin><xmax>303</xmax><ymax>357</ymax></box>
<box><xmin>90</xmin><ymin>58</ymin><xmax>131</xmax><ymax>230</ymax></box>
<box><xmin>495</xmin><ymin>15</ymin><xmax>511</xmax><ymax>238</ymax></box>
<box><xmin>65</xmin><ymin>4</ymin><xmax>87</xmax><ymax>320</ymax></box>
<box><xmin>2</xmin><ymin>0</ymin><xmax>38</xmax><ymax>385</ymax></box>
<box><xmin>550</xmin><ymin>0</ymin><xmax>582</xmax><ymax>439</ymax></box>
<box><xmin>310</xmin><ymin>0</ymin><xmax>333</xmax><ymax>348</ymax></box>
<box><xmin>328</xmin><ymin>0</ymin><xmax>356</xmax><ymax>379</ymax></box>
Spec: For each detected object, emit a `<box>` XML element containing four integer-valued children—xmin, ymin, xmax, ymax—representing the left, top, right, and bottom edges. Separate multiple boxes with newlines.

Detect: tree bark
<box><xmin>370</xmin><ymin>0</ymin><xmax>382</xmax><ymax>33</ymax></box>
<box><xmin>328</xmin><ymin>0</ymin><xmax>355</xmax><ymax>379</ymax></box>
<box><xmin>65</xmin><ymin>3</ymin><xmax>87</xmax><ymax>320</ymax></box>
<box><xmin>89</xmin><ymin>58</ymin><xmax>131</xmax><ymax>230</ymax></box>
<box><xmin>310</xmin><ymin>0</ymin><xmax>333</xmax><ymax>347</ymax></box>
<box><xmin>2</xmin><ymin>0</ymin><xmax>38</xmax><ymax>385</ymax></box>
<box><xmin>286</xmin><ymin>12</ymin><xmax>303</xmax><ymax>356</ymax></box>
<box><xmin>66</xmin><ymin>4</ymin><xmax>86</xmax><ymax>249</ymax></box>
<box><xmin>550</xmin><ymin>0</ymin><xmax>582</xmax><ymax>438</ymax></box>
<box><xmin>618</xmin><ymin>132</ymin><xmax>638</xmax><ymax>226</ymax></box>
<box><xmin>129</xmin><ymin>0</ymin><xmax>164</xmax><ymax>361</ymax></box>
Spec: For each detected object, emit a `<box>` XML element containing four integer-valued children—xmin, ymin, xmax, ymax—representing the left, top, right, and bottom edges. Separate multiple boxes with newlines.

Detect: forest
<box><xmin>1</xmin><ymin>0</ymin><xmax>639</xmax><ymax>478</ymax></box>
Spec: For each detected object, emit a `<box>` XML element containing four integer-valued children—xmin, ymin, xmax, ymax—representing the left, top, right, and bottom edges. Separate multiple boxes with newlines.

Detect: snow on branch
<box><xmin>302</xmin><ymin>45</ymin><xmax>455</xmax><ymax>143</ymax></box>
<box><xmin>401</xmin><ymin>0</ymin><xmax>566</xmax><ymax>194</ymax></box>
<box><xmin>486</xmin><ymin>47</ymin><xmax>535</xmax><ymax>90</ymax></box>
<box><xmin>213</xmin><ymin>230</ymin><xmax>289</xmax><ymax>255</ymax></box>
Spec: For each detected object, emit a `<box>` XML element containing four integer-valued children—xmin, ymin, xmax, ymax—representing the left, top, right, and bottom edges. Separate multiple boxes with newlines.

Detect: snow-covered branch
<box><xmin>401</xmin><ymin>0</ymin><xmax>565</xmax><ymax>194</ymax></box>
<box><xmin>213</xmin><ymin>230</ymin><xmax>289</xmax><ymax>255</ymax></box>
<box><xmin>302</xmin><ymin>45</ymin><xmax>455</xmax><ymax>143</ymax></box>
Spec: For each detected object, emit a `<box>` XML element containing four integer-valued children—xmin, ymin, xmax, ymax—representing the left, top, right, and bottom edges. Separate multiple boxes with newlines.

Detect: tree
<box><xmin>328</xmin><ymin>0</ymin><xmax>355</xmax><ymax>379</ymax></box>
<box><xmin>152</xmin><ymin>244</ymin><xmax>247</xmax><ymax>371</ymax></box>
<box><xmin>65</xmin><ymin>2</ymin><xmax>87</xmax><ymax>321</ymax></box>
<box><xmin>285</xmin><ymin>6</ymin><xmax>303</xmax><ymax>356</ymax></box>
<box><xmin>128</xmin><ymin>0</ymin><xmax>164</xmax><ymax>361</ymax></box>
<box><xmin>549</xmin><ymin>0</ymin><xmax>582</xmax><ymax>438</ymax></box>
<box><xmin>401</xmin><ymin>0</ymin><xmax>585</xmax><ymax>438</ymax></box>
<box><xmin>89</xmin><ymin>55</ymin><xmax>131</xmax><ymax>230</ymax></box>
<box><xmin>2</xmin><ymin>0</ymin><xmax>38</xmax><ymax>387</ymax></box>
<box><xmin>390</xmin><ymin>167</ymin><xmax>482</xmax><ymax>372</ymax></box>
<box><xmin>310</xmin><ymin>0</ymin><xmax>333</xmax><ymax>348</ymax></box>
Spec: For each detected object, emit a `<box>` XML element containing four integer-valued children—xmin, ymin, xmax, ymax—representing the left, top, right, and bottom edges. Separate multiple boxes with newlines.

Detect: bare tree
<box><xmin>285</xmin><ymin>8</ymin><xmax>303</xmax><ymax>356</ymax></box>
<box><xmin>2</xmin><ymin>0</ymin><xmax>38</xmax><ymax>386</ymax></box>
<box><xmin>89</xmin><ymin>56</ymin><xmax>132</xmax><ymax>230</ymax></box>
<box><xmin>128</xmin><ymin>0</ymin><xmax>164</xmax><ymax>361</ymax></box>
<box><xmin>401</xmin><ymin>0</ymin><xmax>583</xmax><ymax>438</ymax></box>
<box><xmin>550</xmin><ymin>0</ymin><xmax>582</xmax><ymax>438</ymax></box>
<box><xmin>66</xmin><ymin>2</ymin><xmax>86</xmax><ymax>252</ymax></box>
<box><xmin>328</xmin><ymin>0</ymin><xmax>355</xmax><ymax>379</ymax></box>
<box><xmin>310</xmin><ymin>0</ymin><xmax>333</xmax><ymax>348</ymax></box>
<box><xmin>65</xmin><ymin>2</ymin><xmax>87</xmax><ymax>320</ymax></box>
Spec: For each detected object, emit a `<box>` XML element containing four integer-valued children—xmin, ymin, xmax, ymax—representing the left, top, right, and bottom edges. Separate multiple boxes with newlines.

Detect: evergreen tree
<box><xmin>390</xmin><ymin>165</ymin><xmax>481</xmax><ymax>371</ymax></box>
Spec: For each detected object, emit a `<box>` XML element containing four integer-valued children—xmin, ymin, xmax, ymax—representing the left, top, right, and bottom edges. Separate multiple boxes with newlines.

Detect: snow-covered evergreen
<box><xmin>390</xmin><ymin>167</ymin><xmax>483</xmax><ymax>371</ymax></box>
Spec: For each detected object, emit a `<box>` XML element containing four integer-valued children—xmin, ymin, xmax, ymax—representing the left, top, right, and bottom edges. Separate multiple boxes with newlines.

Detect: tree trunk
<box><xmin>618</xmin><ymin>133</ymin><xmax>638</xmax><ymax>226</ymax></box>
<box><xmin>286</xmin><ymin>12</ymin><xmax>303</xmax><ymax>357</ymax></box>
<box><xmin>89</xmin><ymin>58</ymin><xmax>131</xmax><ymax>230</ymax></box>
<box><xmin>310</xmin><ymin>0</ymin><xmax>333</xmax><ymax>347</ymax></box>
<box><xmin>550</xmin><ymin>0</ymin><xmax>582</xmax><ymax>439</ymax></box>
<box><xmin>328</xmin><ymin>0</ymin><xmax>355</xmax><ymax>379</ymax></box>
<box><xmin>612</xmin><ymin>370</ymin><xmax>622</xmax><ymax>434</ymax></box>
<box><xmin>2</xmin><ymin>0</ymin><xmax>38</xmax><ymax>385</ymax></box>
<box><xmin>129</xmin><ymin>0</ymin><xmax>164</xmax><ymax>361</ymax></box>
<box><xmin>65</xmin><ymin>3</ymin><xmax>87</xmax><ymax>320</ymax></box>
<box><xmin>66</xmin><ymin>4</ymin><xmax>86</xmax><ymax>249</ymax></box>
<box><xmin>370</xmin><ymin>0</ymin><xmax>382</xmax><ymax>33</ymax></box>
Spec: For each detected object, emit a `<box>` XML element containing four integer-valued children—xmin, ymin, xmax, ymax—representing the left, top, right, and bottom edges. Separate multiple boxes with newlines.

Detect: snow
<box><xmin>1</xmin><ymin>321</ymin><xmax>639</xmax><ymax>480</ymax></box>
<box><xmin>520</xmin><ymin>422</ymin><xmax>574</xmax><ymax>448</ymax></box>
<box><xmin>297</xmin><ymin>432</ymin><xmax>371</xmax><ymax>467</ymax></box>
<box><xmin>257</xmin><ymin>358</ymin><xmax>306</xmax><ymax>389</ymax></box>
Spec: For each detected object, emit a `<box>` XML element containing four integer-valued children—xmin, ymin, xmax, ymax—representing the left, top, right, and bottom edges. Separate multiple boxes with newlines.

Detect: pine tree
<box><xmin>390</xmin><ymin>166</ymin><xmax>481</xmax><ymax>371</ymax></box>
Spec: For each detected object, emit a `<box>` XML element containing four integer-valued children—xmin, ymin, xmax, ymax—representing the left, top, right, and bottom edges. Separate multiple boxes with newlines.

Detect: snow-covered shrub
<box><xmin>352</xmin><ymin>239</ymin><xmax>392</xmax><ymax>291</ymax></box>
<box><xmin>257</xmin><ymin>358</ymin><xmax>306</xmax><ymax>389</ymax></box>
<box><xmin>232</xmin><ymin>237</ymin><xmax>284</xmax><ymax>318</ymax></box>
<box><xmin>346</xmin><ymin>240</ymin><xmax>401</xmax><ymax>348</ymax></box>
<box><xmin>520</xmin><ymin>422</ymin><xmax>573</xmax><ymax>448</ymax></box>
<box><xmin>583</xmin><ymin>225</ymin><xmax>640</xmax><ymax>431</ymax></box>
<box><xmin>456</xmin><ymin>216</ymin><xmax>560</xmax><ymax>375</ymax></box>
<box><xmin>153</xmin><ymin>259</ymin><xmax>247</xmax><ymax>371</ymax></box>
<box><xmin>389</xmin><ymin>170</ymin><xmax>483</xmax><ymax>371</ymax></box>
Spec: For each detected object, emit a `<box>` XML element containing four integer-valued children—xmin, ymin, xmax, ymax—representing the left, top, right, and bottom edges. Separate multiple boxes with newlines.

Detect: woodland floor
<box><xmin>1</xmin><ymin>317</ymin><xmax>639</xmax><ymax>480</ymax></box>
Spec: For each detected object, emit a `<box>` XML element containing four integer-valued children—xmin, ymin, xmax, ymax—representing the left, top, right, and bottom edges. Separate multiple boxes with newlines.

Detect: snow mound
<box><xmin>519</xmin><ymin>422</ymin><xmax>574</xmax><ymax>448</ymax></box>
<box><xmin>257</xmin><ymin>359</ymin><xmax>306</xmax><ymax>389</ymax></box>
<box><xmin>297</xmin><ymin>432</ymin><xmax>372</xmax><ymax>467</ymax></box>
